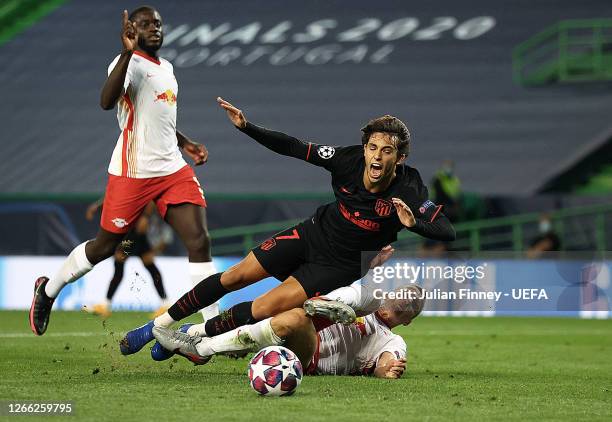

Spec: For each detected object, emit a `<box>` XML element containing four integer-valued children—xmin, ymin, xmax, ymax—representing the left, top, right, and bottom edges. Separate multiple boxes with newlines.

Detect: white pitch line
<box><xmin>0</xmin><ymin>332</ymin><xmax>113</xmax><ymax>338</ymax></box>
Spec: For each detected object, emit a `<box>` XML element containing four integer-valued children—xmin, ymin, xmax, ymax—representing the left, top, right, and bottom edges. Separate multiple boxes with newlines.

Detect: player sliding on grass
<box><xmin>29</xmin><ymin>6</ymin><xmax>220</xmax><ymax>336</ymax></box>
<box><xmin>153</xmin><ymin>284</ymin><xmax>424</xmax><ymax>379</ymax></box>
<box><xmin>120</xmin><ymin>98</ymin><xmax>454</xmax><ymax>355</ymax></box>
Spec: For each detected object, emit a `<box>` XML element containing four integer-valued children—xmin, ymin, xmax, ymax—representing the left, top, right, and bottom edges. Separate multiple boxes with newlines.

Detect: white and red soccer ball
<box><xmin>248</xmin><ymin>346</ymin><xmax>303</xmax><ymax>396</ymax></box>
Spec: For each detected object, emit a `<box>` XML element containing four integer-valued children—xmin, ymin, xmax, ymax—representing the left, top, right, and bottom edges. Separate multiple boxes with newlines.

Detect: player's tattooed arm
<box><xmin>373</xmin><ymin>352</ymin><xmax>406</xmax><ymax>379</ymax></box>
<box><xmin>100</xmin><ymin>11</ymin><xmax>136</xmax><ymax>110</ymax></box>
<box><xmin>177</xmin><ymin>130</ymin><xmax>208</xmax><ymax>165</ymax></box>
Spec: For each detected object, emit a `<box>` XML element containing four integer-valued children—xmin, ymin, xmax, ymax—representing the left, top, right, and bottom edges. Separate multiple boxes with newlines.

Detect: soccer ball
<box><xmin>248</xmin><ymin>346</ymin><xmax>303</xmax><ymax>396</ymax></box>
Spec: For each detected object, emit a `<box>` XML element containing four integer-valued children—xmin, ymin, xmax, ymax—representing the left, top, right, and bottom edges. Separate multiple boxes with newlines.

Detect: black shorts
<box><xmin>251</xmin><ymin>220</ymin><xmax>362</xmax><ymax>298</ymax></box>
<box><xmin>118</xmin><ymin>230</ymin><xmax>152</xmax><ymax>257</ymax></box>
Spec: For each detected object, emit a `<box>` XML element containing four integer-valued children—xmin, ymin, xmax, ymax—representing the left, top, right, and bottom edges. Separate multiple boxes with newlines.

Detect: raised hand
<box><xmin>121</xmin><ymin>10</ymin><xmax>138</xmax><ymax>52</ymax></box>
<box><xmin>369</xmin><ymin>245</ymin><xmax>395</xmax><ymax>269</ymax></box>
<box><xmin>217</xmin><ymin>97</ymin><xmax>247</xmax><ymax>129</ymax></box>
<box><xmin>392</xmin><ymin>197</ymin><xmax>416</xmax><ymax>228</ymax></box>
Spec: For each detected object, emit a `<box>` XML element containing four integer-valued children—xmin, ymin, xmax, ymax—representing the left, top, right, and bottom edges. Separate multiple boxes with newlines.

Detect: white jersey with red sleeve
<box><xmin>107</xmin><ymin>51</ymin><xmax>186</xmax><ymax>178</ymax></box>
<box><xmin>314</xmin><ymin>313</ymin><xmax>407</xmax><ymax>376</ymax></box>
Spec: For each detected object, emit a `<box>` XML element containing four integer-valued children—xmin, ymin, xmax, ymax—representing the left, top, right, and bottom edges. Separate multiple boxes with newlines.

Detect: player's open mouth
<box><xmin>370</xmin><ymin>163</ymin><xmax>383</xmax><ymax>180</ymax></box>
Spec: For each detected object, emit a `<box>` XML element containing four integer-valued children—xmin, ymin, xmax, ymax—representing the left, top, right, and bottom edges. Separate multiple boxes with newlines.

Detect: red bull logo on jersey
<box><xmin>111</xmin><ymin>218</ymin><xmax>128</xmax><ymax>228</ymax></box>
<box><xmin>154</xmin><ymin>89</ymin><xmax>177</xmax><ymax>105</ymax></box>
<box><xmin>353</xmin><ymin>317</ymin><xmax>367</xmax><ymax>336</ymax></box>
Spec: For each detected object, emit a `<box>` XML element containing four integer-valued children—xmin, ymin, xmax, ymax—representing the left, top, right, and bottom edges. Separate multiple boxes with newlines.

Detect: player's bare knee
<box><xmin>251</xmin><ymin>299</ymin><xmax>277</xmax><ymax>320</ymax></box>
<box><xmin>289</xmin><ymin>308</ymin><xmax>312</xmax><ymax>331</ymax></box>
<box><xmin>252</xmin><ymin>295</ymin><xmax>292</xmax><ymax>320</ymax></box>
<box><xmin>283</xmin><ymin>311</ymin><xmax>317</xmax><ymax>365</ymax></box>
<box><xmin>220</xmin><ymin>270</ymin><xmax>246</xmax><ymax>290</ymax></box>
<box><xmin>199</xmin><ymin>229</ymin><xmax>211</xmax><ymax>251</ymax></box>
<box><xmin>183</xmin><ymin>229</ymin><xmax>209</xmax><ymax>255</ymax></box>
<box><xmin>270</xmin><ymin>311</ymin><xmax>296</xmax><ymax>338</ymax></box>
<box><xmin>221</xmin><ymin>256</ymin><xmax>261</xmax><ymax>289</ymax></box>
<box><xmin>271</xmin><ymin>309</ymin><xmax>312</xmax><ymax>338</ymax></box>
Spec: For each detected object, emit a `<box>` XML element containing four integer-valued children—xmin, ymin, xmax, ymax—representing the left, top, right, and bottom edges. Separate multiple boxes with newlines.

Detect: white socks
<box><xmin>195</xmin><ymin>318</ymin><xmax>283</xmax><ymax>357</ymax></box>
<box><xmin>154</xmin><ymin>312</ymin><xmax>176</xmax><ymax>327</ymax></box>
<box><xmin>189</xmin><ymin>261</ymin><xmax>219</xmax><ymax>321</ymax></box>
<box><xmin>247</xmin><ymin>318</ymin><xmax>284</xmax><ymax>346</ymax></box>
<box><xmin>324</xmin><ymin>284</ymin><xmax>360</xmax><ymax>307</ymax></box>
<box><xmin>45</xmin><ymin>241</ymin><xmax>93</xmax><ymax>298</ymax></box>
<box><xmin>154</xmin><ymin>261</ymin><xmax>218</xmax><ymax>329</ymax></box>
<box><xmin>324</xmin><ymin>282</ymin><xmax>382</xmax><ymax>317</ymax></box>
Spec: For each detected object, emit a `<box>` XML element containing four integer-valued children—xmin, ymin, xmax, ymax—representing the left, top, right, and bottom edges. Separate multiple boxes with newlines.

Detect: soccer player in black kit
<box><xmin>120</xmin><ymin>97</ymin><xmax>455</xmax><ymax>356</ymax></box>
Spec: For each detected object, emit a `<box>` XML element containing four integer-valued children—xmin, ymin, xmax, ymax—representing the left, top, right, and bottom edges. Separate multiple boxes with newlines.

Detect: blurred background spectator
<box><xmin>527</xmin><ymin>214</ymin><xmax>561</xmax><ymax>259</ymax></box>
<box><xmin>431</xmin><ymin>160</ymin><xmax>462</xmax><ymax>223</ymax></box>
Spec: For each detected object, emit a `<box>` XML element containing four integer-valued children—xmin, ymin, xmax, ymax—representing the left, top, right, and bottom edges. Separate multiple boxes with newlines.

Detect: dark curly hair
<box><xmin>361</xmin><ymin>115</ymin><xmax>411</xmax><ymax>157</ymax></box>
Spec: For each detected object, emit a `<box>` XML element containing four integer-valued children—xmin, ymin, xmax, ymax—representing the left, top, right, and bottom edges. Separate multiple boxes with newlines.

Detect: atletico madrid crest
<box><xmin>374</xmin><ymin>198</ymin><xmax>392</xmax><ymax>217</ymax></box>
<box><xmin>260</xmin><ymin>238</ymin><xmax>277</xmax><ymax>251</ymax></box>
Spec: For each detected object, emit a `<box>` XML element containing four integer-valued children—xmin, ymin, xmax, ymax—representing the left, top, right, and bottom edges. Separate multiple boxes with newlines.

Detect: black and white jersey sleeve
<box><xmin>405</xmin><ymin>168</ymin><xmax>456</xmax><ymax>241</ymax></box>
<box><xmin>238</xmin><ymin>122</ymin><xmax>351</xmax><ymax>172</ymax></box>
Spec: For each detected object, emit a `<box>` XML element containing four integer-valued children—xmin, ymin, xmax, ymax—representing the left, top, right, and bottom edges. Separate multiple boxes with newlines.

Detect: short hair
<box><xmin>129</xmin><ymin>5</ymin><xmax>157</xmax><ymax>21</ymax></box>
<box><xmin>383</xmin><ymin>285</ymin><xmax>425</xmax><ymax>320</ymax></box>
<box><xmin>361</xmin><ymin>115</ymin><xmax>411</xmax><ymax>157</ymax></box>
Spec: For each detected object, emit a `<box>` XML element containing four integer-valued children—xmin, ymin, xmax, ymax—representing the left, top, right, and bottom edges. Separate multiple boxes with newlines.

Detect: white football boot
<box><xmin>152</xmin><ymin>326</ymin><xmax>210</xmax><ymax>365</ymax></box>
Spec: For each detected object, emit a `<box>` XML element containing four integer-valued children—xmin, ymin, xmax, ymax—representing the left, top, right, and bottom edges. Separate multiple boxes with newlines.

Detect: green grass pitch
<box><xmin>1</xmin><ymin>311</ymin><xmax>610</xmax><ymax>421</ymax></box>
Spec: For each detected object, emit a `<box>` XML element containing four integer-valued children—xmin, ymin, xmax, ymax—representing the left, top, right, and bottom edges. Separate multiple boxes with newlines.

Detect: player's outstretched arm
<box><xmin>217</xmin><ymin>97</ymin><xmax>337</xmax><ymax>169</ymax></box>
<box><xmin>373</xmin><ymin>352</ymin><xmax>406</xmax><ymax>379</ymax></box>
<box><xmin>100</xmin><ymin>10</ymin><xmax>137</xmax><ymax>110</ymax></box>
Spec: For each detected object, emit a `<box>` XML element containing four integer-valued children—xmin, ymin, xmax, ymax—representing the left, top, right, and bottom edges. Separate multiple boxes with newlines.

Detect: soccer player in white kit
<box><xmin>153</xmin><ymin>284</ymin><xmax>424</xmax><ymax>379</ymax></box>
<box><xmin>30</xmin><ymin>6</ymin><xmax>219</xmax><ymax>336</ymax></box>
<box><xmin>310</xmin><ymin>284</ymin><xmax>412</xmax><ymax>377</ymax></box>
